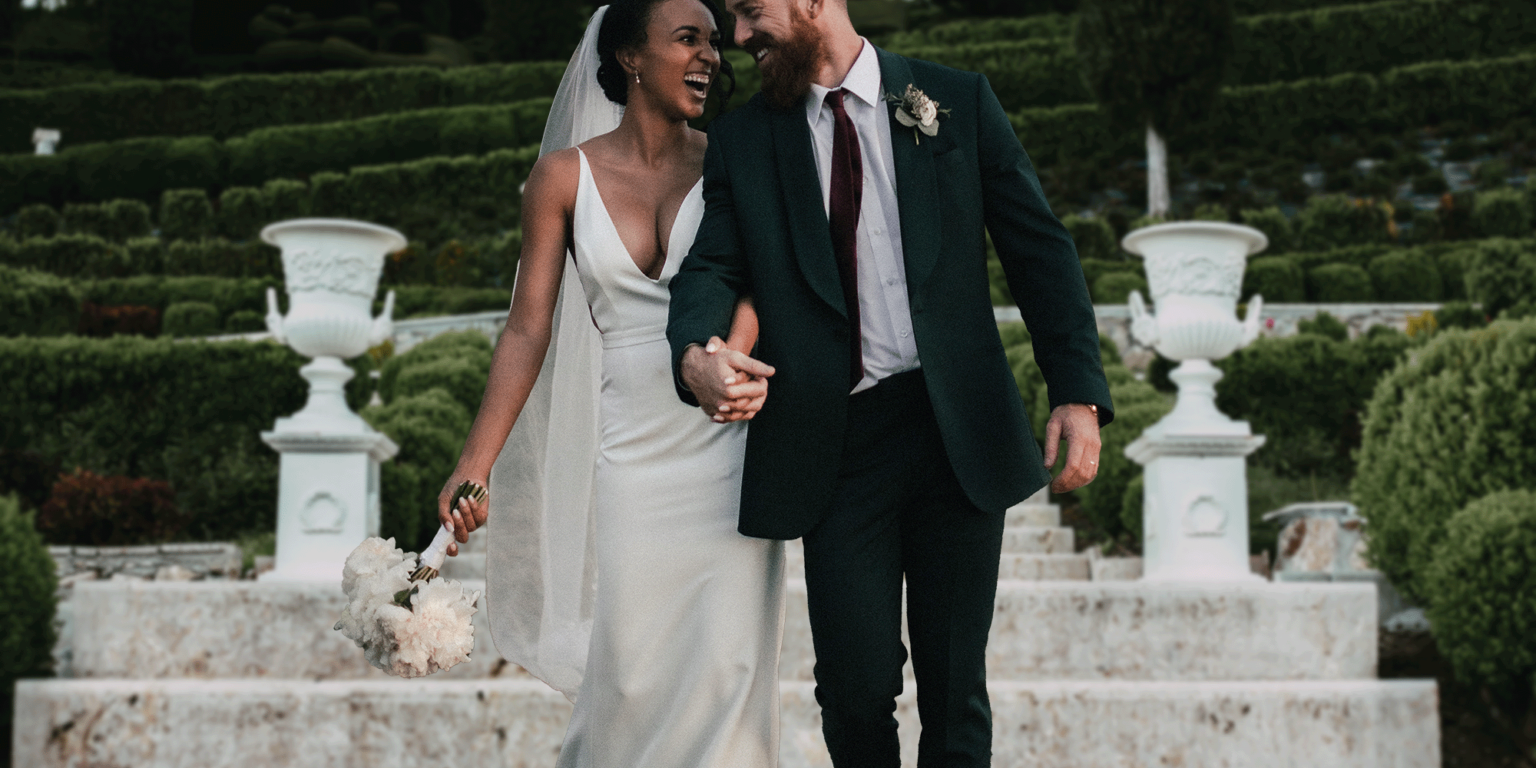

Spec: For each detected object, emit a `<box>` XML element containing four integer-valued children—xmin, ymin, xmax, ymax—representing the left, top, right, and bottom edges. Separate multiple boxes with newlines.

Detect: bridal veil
<box><xmin>484</xmin><ymin>5</ymin><xmax>621</xmax><ymax>703</ymax></box>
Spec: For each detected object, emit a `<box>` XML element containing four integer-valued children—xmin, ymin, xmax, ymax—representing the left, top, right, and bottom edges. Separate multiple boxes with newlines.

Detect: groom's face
<box><xmin>727</xmin><ymin>0</ymin><xmax>828</xmax><ymax>111</ymax></box>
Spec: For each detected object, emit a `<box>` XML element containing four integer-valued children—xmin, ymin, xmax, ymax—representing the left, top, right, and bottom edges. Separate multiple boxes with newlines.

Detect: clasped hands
<box><xmin>680</xmin><ymin>336</ymin><xmax>775</xmax><ymax>423</ymax></box>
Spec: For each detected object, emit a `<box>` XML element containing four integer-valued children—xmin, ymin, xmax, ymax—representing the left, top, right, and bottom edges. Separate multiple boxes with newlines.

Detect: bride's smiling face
<box><xmin>620</xmin><ymin>0</ymin><xmax>723</xmax><ymax>120</ymax></box>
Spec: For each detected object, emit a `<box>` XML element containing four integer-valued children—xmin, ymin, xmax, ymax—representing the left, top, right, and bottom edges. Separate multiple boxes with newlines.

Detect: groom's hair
<box><xmin>596</xmin><ymin>0</ymin><xmax>737</xmax><ymax>106</ymax></box>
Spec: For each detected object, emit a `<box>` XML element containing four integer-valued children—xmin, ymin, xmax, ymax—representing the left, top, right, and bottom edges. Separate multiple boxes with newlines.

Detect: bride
<box><xmin>431</xmin><ymin>1</ymin><xmax>785</xmax><ymax>765</ymax></box>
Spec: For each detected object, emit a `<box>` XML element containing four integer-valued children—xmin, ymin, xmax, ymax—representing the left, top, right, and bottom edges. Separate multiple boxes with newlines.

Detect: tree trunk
<box><xmin>1146</xmin><ymin>122</ymin><xmax>1170</xmax><ymax>220</ymax></box>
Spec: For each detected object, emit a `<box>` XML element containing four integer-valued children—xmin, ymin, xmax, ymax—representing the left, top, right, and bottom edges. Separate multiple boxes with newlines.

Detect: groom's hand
<box><xmin>1043</xmin><ymin>403</ymin><xmax>1103</xmax><ymax>493</ymax></box>
<box><xmin>681</xmin><ymin>337</ymin><xmax>775</xmax><ymax>423</ymax></box>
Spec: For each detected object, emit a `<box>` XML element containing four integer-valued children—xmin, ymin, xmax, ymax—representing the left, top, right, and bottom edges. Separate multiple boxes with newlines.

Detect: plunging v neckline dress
<box><xmin>551</xmin><ymin>148</ymin><xmax>786</xmax><ymax>767</ymax></box>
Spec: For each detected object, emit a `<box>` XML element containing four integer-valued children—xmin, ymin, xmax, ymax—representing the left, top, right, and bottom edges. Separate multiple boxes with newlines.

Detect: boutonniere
<box><xmin>884</xmin><ymin>84</ymin><xmax>949</xmax><ymax>145</ymax></box>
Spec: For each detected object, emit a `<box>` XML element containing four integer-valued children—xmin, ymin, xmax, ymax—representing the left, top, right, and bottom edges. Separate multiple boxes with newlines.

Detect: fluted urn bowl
<box><xmin>262</xmin><ymin>219</ymin><xmax>405</xmax><ymax>359</ymax></box>
<box><xmin>1121</xmin><ymin>221</ymin><xmax>1268</xmax><ymax>361</ymax></box>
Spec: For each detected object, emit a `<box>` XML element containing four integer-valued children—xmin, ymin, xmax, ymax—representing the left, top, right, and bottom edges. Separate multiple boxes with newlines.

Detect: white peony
<box><xmin>917</xmin><ymin>98</ymin><xmax>938</xmax><ymax>126</ymax></box>
<box><xmin>334</xmin><ymin>536</ymin><xmax>479</xmax><ymax>678</ymax></box>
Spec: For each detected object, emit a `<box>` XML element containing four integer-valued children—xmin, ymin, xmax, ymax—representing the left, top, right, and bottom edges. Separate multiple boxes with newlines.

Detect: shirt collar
<box><xmin>804</xmin><ymin>38</ymin><xmax>882</xmax><ymax>124</ymax></box>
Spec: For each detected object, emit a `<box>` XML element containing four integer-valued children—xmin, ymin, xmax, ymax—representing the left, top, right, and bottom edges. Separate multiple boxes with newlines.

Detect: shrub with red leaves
<box><xmin>37</xmin><ymin>469</ymin><xmax>187</xmax><ymax>546</ymax></box>
<box><xmin>76</xmin><ymin>302</ymin><xmax>161</xmax><ymax>338</ymax></box>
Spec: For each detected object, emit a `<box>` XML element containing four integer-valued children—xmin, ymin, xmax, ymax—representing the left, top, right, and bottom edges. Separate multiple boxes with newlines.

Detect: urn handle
<box><xmin>264</xmin><ymin>287</ymin><xmax>286</xmax><ymax>344</ymax></box>
<box><xmin>1128</xmin><ymin>290</ymin><xmax>1160</xmax><ymax>348</ymax></box>
<box><xmin>1241</xmin><ymin>294</ymin><xmax>1265</xmax><ymax>348</ymax></box>
<box><xmin>368</xmin><ymin>289</ymin><xmax>396</xmax><ymax>347</ymax></box>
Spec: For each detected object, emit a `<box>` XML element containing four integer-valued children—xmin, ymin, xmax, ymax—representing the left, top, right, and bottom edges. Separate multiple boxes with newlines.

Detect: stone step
<box><xmin>1005</xmin><ymin>501</ymin><xmax>1061</xmax><ymax>528</ymax></box>
<box><xmin>784</xmin><ymin>543</ymin><xmax>1090</xmax><ymax>582</ymax></box>
<box><xmin>65</xmin><ymin>580</ymin><xmax>1378</xmax><ymax>683</ymax></box>
<box><xmin>14</xmin><ymin>678</ymin><xmax>1439</xmax><ymax>768</ymax></box>
<box><xmin>1003</xmin><ymin>525</ymin><xmax>1074</xmax><ymax>554</ymax></box>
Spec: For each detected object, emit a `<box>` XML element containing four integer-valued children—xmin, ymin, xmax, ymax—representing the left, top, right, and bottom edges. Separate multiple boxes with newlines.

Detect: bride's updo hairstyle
<box><xmin>595</xmin><ymin>0</ymin><xmax>736</xmax><ymax>106</ymax></box>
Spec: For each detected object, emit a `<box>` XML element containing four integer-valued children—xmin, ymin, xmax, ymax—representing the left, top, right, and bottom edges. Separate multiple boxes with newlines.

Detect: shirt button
<box><xmin>886</xmin><ymin>278</ymin><xmax>897</xmax><ymax>286</ymax></box>
<box><xmin>899</xmin><ymin>330</ymin><xmax>910</xmax><ymax>338</ymax></box>
<box><xmin>872</xmin><ymin>228</ymin><xmax>884</xmax><ymax>236</ymax></box>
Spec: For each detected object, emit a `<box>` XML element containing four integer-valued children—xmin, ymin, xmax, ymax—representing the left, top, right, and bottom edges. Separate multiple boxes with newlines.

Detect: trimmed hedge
<box><xmin>0</xmin><ymin>493</ymin><xmax>58</xmax><ymax>763</ymax></box>
<box><xmin>1218</xmin><ymin>325</ymin><xmax>1411</xmax><ymax>479</ymax></box>
<box><xmin>61</xmin><ymin>200</ymin><xmax>153</xmax><ymax>242</ymax></box>
<box><xmin>883</xmin><ymin>15</ymin><xmax>1074</xmax><ymax>48</ymax></box>
<box><xmin>363</xmin><ymin>330</ymin><xmax>492</xmax><ymax>549</ymax></box>
<box><xmin>1242</xmin><ymin>255</ymin><xmax>1305</xmax><ymax>302</ymax></box>
<box><xmin>1306</xmin><ymin>263</ymin><xmax>1374</xmax><ymax>302</ymax></box>
<box><xmin>0</xmin><ymin>61</ymin><xmax>566</xmax><ymax>154</ymax></box>
<box><xmin>163</xmin><ymin>301</ymin><xmax>221</xmax><ymax>338</ymax></box>
<box><xmin>1472</xmin><ymin>188</ymin><xmax>1532</xmax><ymax>239</ymax></box>
<box><xmin>0</xmin><ymin>233</ymin><xmax>280</xmax><ymax>280</ymax></box>
<box><xmin>0</xmin><ymin>335</ymin><xmax>331</xmax><ymax>541</ymax></box>
<box><xmin>1423</xmin><ymin>490</ymin><xmax>1536</xmax><ymax>694</ymax></box>
<box><xmin>1063</xmin><ymin>214</ymin><xmax>1118</xmax><ymax>261</ymax></box>
<box><xmin>899</xmin><ymin>39</ymin><xmax>1087</xmax><ymax>112</ymax></box>
<box><xmin>1353</xmin><ymin>318</ymin><xmax>1536</xmax><ymax>602</ymax></box>
<box><xmin>1011</xmin><ymin>53</ymin><xmax>1536</xmax><ymax>167</ymax></box>
<box><xmin>1</xmin><ymin>101</ymin><xmax>549</xmax><ymax>213</ymax></box>
<box><xmin>1229</xmin><ymin>0</ymin><xmax>1536</xmax><ymax>87</ymax></box>
<box><xmin>1462</xmin><ymin>237</ymin><xmax>1536</xmax><ymax>318</ymax></box>
<box><xmin>1368</xmin><ymin>250</ymin><xmax>1442</xmax><ymax>302</ymax></box>
<box><xmin>1091</xmin><ymin>272</ymin><xmax>1148</xmax><ymax>304</ymax></box>
<box><xmin>0</xmin><ymin>265</ymin><xmax>80</xmax><ymax>337</ymax></box>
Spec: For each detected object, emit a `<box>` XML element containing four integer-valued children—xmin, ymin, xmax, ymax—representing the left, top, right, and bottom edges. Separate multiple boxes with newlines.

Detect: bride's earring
<box><xmin>633</xmin><ymin>71</ymin><xmax>641</xmax><ymax>84</ymax></box>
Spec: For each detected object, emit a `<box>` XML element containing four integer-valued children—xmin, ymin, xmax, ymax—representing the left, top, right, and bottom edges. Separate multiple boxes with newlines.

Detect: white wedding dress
<box><xmin>546</xmin><ymin>149</ymin><xmax>785</xmax><ymax>765</ymax></box>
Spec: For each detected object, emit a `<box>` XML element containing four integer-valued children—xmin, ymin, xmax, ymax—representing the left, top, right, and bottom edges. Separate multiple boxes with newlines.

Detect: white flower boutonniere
<box><xmin>885</xmin><ymin>84</ymin><xmax>950</xmax><ymax>145</ymax></box>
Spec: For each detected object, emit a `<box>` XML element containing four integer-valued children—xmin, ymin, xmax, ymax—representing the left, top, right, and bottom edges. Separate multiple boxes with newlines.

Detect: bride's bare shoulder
<box><xmin>523</xmin><ymin>148</ymin><xmax>581</xmax><ymax>211</ymax></box>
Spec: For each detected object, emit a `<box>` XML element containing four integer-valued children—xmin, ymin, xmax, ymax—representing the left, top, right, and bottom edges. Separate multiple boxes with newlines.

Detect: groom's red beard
<box><xmin>743</xmin><ymin>7</ymin><xmax>830</xmax><ymax>111</ymax></box>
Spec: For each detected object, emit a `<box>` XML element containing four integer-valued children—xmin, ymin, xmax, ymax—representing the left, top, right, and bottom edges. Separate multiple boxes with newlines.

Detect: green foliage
<box><xmin>224</xmin><ymin>309</ymin><xmax>265</xmax><ymax>333</ymax></box>
<box><xmin>15</xmin><ymin>204</ymin><xmax>60</xmax><ymax>239</ymax></box>
<box><xmin>0</xmin><ymin>336</ymin><xmax>311</xmax><ymax>541</ymax></box>
<box><xmin>0</xmin><ymin>62</ymin><xmax>565</xmax><ymax>154</ymax></box>
<box><xmin>1218</xmin><ymin>327</ymin><xmax>1411</xmax><ymax>480</ymax></box>
<box><xmin>1119</xmin><ymin>472</ymin><xmax>1145</xmax><ymax>543</ymax></box>
<box><xmin>1074</xmin><ymin>0</ymin><xmax>1235</xmax><ymax>140</ymax></box>
<box><xmin>217</xmin><ymin>188</ymin><xmax>268</xmax><ymax>242</ymax></box>
<box><xmin>261</xmin><ymin>179</ymin><xmax>310</xmax><ymax>223</ymax></box>
<box><xmin>1306</xmin><ymin>263</ymin><xmax>1374</xmax><ymax>302</ymax></box>
<box><xmin>1368</xmin><ymin>250</ymin><xmax>1442</xmax><ymax>302</ymax></box>
<box><xmin>125</xmin><ymin>237</ymin><xmax>166</xmax><ymax>275</ymax></box>
<box><xmin>0</xmin><ymin>493</ymin><xmax>58</xmax><ymax>760</ymax></box>
<box><xmin>158</xmin><ymin>189</ymin><xmax>214</xmax><ymax>241</ymax></box>
<box><xmin>1063</xmin><ymin>214</ymin><xmax>1119</xmax><ymax>261</ymax></box>
<box><xmin>0</xmin><ymin>265</ymin><xmax>80</xmax><ymax>337</ymax></box>
<box><xmin>1230</xmin><ymin>0</ymin><xmax>1536</xmax><ymax>88</ymax></box>
<box><xmin>1092</xmin><ymin>271</ymin><xmax>1148</xmax><ymax>304</ymax></box>
<box><xmin>1462</xmin><ymin>238</ymin><xmax>1536</xmax><ymax>318</ymax></box>
<box><xmin>363</xmin><ymin>331</ymin><xmax>490</xmax><ymax>549</ymax></box>
<box><xmin>1297</xmin><ymin>310</ymin><xmax>1347</xmax><ymax>342</ymax></box>
<box><xmin>102</xmin><ymin>199</ymin><xmax>154</xmax><ymax>242</ymax></box>
<box><xmin>1076</xmin><ymin>382</ymin><xmax>1170</xmax><ymax>542</ymax></box>
<box><xmin>1242</xmin><ymin>255</ymin><xmax>1304</xmax><ymax>302</ymax></box>
<box><xmin>4</xmin><ymin>234</ymin><xmax>130</xmax><ymax>279</ymax></box>
<box><xmin>1192</xmin><ymin>203</ymin><xmax>1229</xmax><ymax>221</ymax></box>
<box><xmin>1423</xmin><ymin>490</ymin><xmax>1536</xmax><ymax>693</ymax></box>
<box><xmin>1434</xmin><ymin>301</ymin><xmax>1484</xmax><ymax>330</ymax></box>
<box><xmin>883</xmin><ymin>15</ymin><xmax>1072</xmax><ymax>48</ymax></box>
<box><xmin>1472</xmin><ymin>188</ymin><xmax>1532</xmax><ymax>239</ymax></box>
<box><xmin>224</xmin><ymin>99</ymin><xmax>551</xmax><ymax>187</ymax></box>
<box><xmin>899</xmin><ymin>39</ymin><xmax>1087</xmax><ymax>112</ymax></box>
<box><xmin>1295</xmin><ymin>194</ymin><xmax>1390</xmax><ymax>251</ymax></box>
<box><xmin>1353</xmin><ymin>319</ymin><xmax>1536</xmax><ymax>602</ymax></box>
<box><xmin>1077</xmin><ymin>258</ymin><xmax>1144</xmax><ymax>299</ymax></box>
<box><xmin>482</xmin><ymin>0</ymin><xmax>588</xmax><ymax>62</ymax></box>
<box><xmin>162</xmin><ymin>301</ymin><xmax>220</xmax><ymax>338</ymax></box>
<box><xmin>1240</xmin><ymin>207</ymin><xmax>1294</xmax><ymax>253</ymax></box>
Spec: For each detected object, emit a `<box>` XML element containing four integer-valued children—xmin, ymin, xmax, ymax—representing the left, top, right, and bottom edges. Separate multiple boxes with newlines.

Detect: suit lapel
<box><xmin>876</xmin><ymin>47</ymin><xmax>943</xmax><ymax>295</ymax></box>
<box><xmin>771</xmin><ymin>104</ymin><xmax>847</xmax><ymax>318</ymax></box>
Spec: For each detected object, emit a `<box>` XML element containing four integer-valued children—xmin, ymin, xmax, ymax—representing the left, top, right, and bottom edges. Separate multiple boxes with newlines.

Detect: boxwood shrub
<box><xmin>1472</xmin><ymin>188</ymin><xmax>1532</xmax><ymax>239</ymax></box>
<box><xmin>0</xmin><ymin>493</ymin><xmax>58</xmax><ymax>760</ymax></box>
<box><xmin>1352</xmin><ymin>318</ymin><xmax>1536</xmax><ymax>602</ymax></box>
<box><xmin>162</xmin><ymin>301</ymin><xmax>221</xmax><ymax>338</ymax></box>
<box><xmin>1462</xmin><ymin>237</ymin><xmax>1536</xmax><ymax>318</ymax></box>
<box><xmin>1242</xmin><ymin>255</ymin><xmax>1304</xmax><ymax>302</ymax></box>
<box><xmin>1368</xmin><ymin>250</ymin><xmax>1442</xmax><ymax>302</ymax></box>
<box><xmin>1306</xmin><ymin>263</ymin><xmax>1374</xmax><ymax>302</ymax></box>
<box><xmin>0</xmin><ymin>265</ymin><xmax>81</xmax><ymax>337</ymax></box>
<box><xmin>1423</xmin><ymin>489</ymin><xmax>1536</xmax><ymax>697</ymax></box>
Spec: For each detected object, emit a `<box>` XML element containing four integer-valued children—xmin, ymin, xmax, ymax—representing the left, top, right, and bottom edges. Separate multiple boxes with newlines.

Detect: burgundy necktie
<box><xmin>826</xmin><ymin>88</ymin><xmax>864</xmax><ymax>388</ymax></box>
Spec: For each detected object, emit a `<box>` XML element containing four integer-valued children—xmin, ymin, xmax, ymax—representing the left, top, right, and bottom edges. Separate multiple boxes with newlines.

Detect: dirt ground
<box><xmin>1379</xmin><ymin>630</ymin><xmax>1534</xmax><ymax>768</ymax></box>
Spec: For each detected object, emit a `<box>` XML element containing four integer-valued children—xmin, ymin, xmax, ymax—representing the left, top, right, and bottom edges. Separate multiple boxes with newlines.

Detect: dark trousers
<box><xmin>802</xmin><ymin>369</ymin><xmax>1006</xmax><ymax>768</ymax></box>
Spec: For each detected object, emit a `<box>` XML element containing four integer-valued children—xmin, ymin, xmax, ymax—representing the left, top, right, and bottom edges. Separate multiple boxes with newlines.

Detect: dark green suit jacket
<box><xmin>668</xmin><ymin>47</ymin><xmax>1113</xmax><ymax>540</ymax></box>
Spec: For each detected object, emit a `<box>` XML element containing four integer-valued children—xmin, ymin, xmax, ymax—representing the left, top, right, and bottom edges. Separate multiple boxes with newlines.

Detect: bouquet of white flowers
<box><xmin>333</xmin><ymin>482</ymin><xmax>485</xmax><ymax>678</ymax></box>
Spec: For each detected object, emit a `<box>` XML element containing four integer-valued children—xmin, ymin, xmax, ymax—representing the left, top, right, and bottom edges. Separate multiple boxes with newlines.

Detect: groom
<box><xmin>668</xmin><ymin>0</ymin><xmax>1113</xmax><ymax>763</ymax></box>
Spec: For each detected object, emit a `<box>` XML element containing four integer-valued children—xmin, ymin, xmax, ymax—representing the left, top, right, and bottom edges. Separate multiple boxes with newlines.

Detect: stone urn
<box><xmin>1122</xmin><ymin>221</ymin><xmax>1269</xmax><ymax>582</ymax></box>
<box><xmin>262</xmin><ymin>218</ymin><xmax>401</xmax><ymax>432</ymax></box>
<box><xmin>259</xmin><ymin>219</ymin><xmax>403</xmax><ymax>582</ymax></box>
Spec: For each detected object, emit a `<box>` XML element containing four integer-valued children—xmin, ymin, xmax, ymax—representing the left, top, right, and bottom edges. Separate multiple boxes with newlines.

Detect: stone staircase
<box><xmin>16</xmin><ymin>491</ymin><xmax>1439</xmax><ymax>767</ymax></box>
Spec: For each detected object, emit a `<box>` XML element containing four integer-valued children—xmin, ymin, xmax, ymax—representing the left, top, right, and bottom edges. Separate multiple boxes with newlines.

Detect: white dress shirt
<box><xmin>804</xmin><ymin>39</ymin><xmax>921</xmax><ymax>394</ymax></box>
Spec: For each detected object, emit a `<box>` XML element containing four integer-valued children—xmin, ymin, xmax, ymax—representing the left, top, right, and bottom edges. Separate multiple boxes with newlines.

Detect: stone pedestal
<box><xmin>259</xmin><ymin>432</ymin><xmax>396</xmax><ymax>582</ymax></box>
<box><xmin>1129</xmin><ymin>430</ymin><xmax>1266</xmax><ymax>583</ymax></box>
